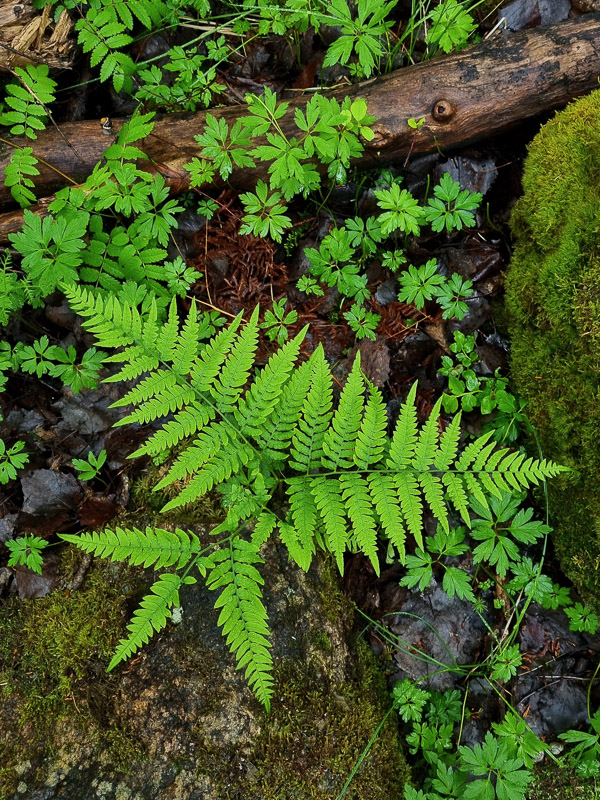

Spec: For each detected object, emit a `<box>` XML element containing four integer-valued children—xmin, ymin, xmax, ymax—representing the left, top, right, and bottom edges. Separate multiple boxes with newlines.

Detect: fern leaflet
<box><xmin>206</xmin><ymin>538</ymin><xmax>273</xmax><ymax>710</ymax></box>
<box><xmin>107</xmin><ymin>572</ymin><xmax>191</xmax><ymax>671</ymax></box>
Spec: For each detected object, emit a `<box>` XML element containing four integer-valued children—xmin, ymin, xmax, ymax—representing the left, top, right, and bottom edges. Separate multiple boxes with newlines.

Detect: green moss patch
<box><xmin>252</xmin><ymin>639</ymin><xmax>409</xmax><ymax>800</ymax></box>
<box><xmin>505</xmin><ymin>89</ymin><xmax>600</xmax><ymax>602</ymax></box>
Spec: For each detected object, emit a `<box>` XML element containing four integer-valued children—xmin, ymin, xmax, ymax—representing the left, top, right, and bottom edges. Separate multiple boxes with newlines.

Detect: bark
<box><xmin>1</xmin><ymin>12</ymin><xmax>600</xmax><ymax>234</ymax></box>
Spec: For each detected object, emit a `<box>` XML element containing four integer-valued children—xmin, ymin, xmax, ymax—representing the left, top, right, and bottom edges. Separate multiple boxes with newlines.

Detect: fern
<box><xmin>206</xmin><ymin>537</ymin><xmax>273</xmax><ymax>710</ymax></box>
<box><xmin>59</xmin><ymin>290</ymin><xmax>567</xmax><ymax>709</ymax></box>
<box><xmin>61</xmin><ymin>526</ymin><xmax>202</xmax><ymax>569</ymax></box>
<box><xmin>107</xmin><ymin>572</ymin><xmax>192</xmax><ymax>671</ymax></box>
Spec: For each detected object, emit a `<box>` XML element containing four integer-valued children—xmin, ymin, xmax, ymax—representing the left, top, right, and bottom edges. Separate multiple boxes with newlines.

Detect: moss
<box><xmin>0</xmin><ymin>549</ymin><xmax>147</xmax><ymax>797</ymax></box>
<box><xmin>528</xmin><ymin>761</ymin><xmax>599</xmax><ymax>800</ymax></box>
<box><xmin>251</xmin><ymin>638</ymin><xmax>409</xmax><ymax>800</ymax></box>
<box><xmin>504</xmin><ymin>89</ymin><xmax>600</xmax><ymax>605</ymax></box>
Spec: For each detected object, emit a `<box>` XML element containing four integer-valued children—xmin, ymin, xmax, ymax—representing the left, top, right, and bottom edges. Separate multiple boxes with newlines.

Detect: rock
<box><xmin>504</xmin><ymin>89</ymin><xmax>600</xmax><ymax>604</ymax></box>
<box><xmin>0</xmin><ymin>528</ymin><xmax>409</xmax><ymax>799</ymax></box>
<box><xmin>21</xmin><ymin>470</ymin><xmax>82</xmax><ymax>517</ymax></box>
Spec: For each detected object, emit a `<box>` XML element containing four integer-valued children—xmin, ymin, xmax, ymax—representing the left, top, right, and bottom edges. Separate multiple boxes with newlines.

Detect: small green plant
<box><xmin>397</xmin><ymin>260</ymin><xmax>474</xmax><ymax>321</ymax></box>
<box><xmin>321</xmin><ymin>0</ymin><xmax>398</xmax><ymax>78</ymax></box>
<box><xmin>423</xmin><ymin>172</ymin><xmax>483</xmax><ymax>232</ymax></box>
<box><xmin>5</xmin><ymin>534</ymin><xmax>48</xmax><ymax>574</ymax></box>
<box><xmin>439</xmin><ymin>330</ymin><xmax>529</xmax><ymax>443</ymax></box>
<box><xmin>0</xmin><ymin>439</ymin><xmax>29</xmax><ymax>484</ymax></box>
<box><xmin>560</xmin><ymin>709</ymin><xmax>600</xmax><ymax>778</ymax></box>
<box><xmin>261</xmin><ymin>299</ymin><xmax>299</xmax><ymax>345</ymax></box>
<box><xmin>72</xmin><ymin>449</ymin><xmax>108</xmax><ymax>481</ymax></box>
<box><xmin>0</xmin><ymin>64</ymin><xmax>56</xmax><ymax>139</ymax></box>
<box><xmin>425</xmin><ymin>0</ymin><xmax>476</xmax><ymax>55</ymax></box>
<box><xmin>343</xmin><ymin>303</ymin><xmax>381</xmax><ymax>340</ymax></box>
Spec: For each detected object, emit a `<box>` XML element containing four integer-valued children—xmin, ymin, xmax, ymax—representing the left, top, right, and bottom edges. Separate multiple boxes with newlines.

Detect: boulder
<box><xmin>0</xmin><ymin>528</ymin><xmax>409</xmax><ymax>799</ymax></box>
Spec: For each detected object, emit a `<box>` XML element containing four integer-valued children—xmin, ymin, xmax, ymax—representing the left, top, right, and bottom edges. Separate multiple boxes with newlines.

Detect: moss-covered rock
<box><xmin>0</xmin><ymin>528</ymin><xmax>409</xmax><ymax>800</ymax></box>
<box><xmin>505</xmin><ymin>89</ymin><xmax>600</xmax><ymax>603</ymax></box>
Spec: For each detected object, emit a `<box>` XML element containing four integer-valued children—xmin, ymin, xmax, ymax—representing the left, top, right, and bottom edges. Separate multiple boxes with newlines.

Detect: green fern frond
<box><xmin>322</xmin><ymin>354</ymin><xmax>364</xmax><ymax>471</ymax></box>
<box><xmin>387</xmin><ymin>381</ymin><xmax>418</xmax><ymax>468</ymax></box>
<box><xmin>63</xmin><ymin>284</ymin><xmax>145</xmax><ymax>350</ymax></box>
<box><xmin>354</xmin><ymin>381</ymin><xmax>387</xmax><ymax>469</ymax></box>
<box><xmin>251</xmin><ymin>511</ymin><xmax>278</xmax><ymax>549</ymax></box>
<box><xmin>160</xmin><ymin>439</ymin><xmax>258</xmax><ymax>512</ymax></box>
<box><xmin>394</xmin><ymin>472</ymin><xmax>424</xmax><ymax>548</ymax></box>
<box><xmin>412</xmin><ymin>397</ymin><xmax>443</xmax><ymax>470</ymax></box>
<box><xmin>189</xmin><ymin>312</ymin><xmax>244</xmax><ymax>391</ymax></box>
<box><xmin>210</xmin><ymin>306</ymin><xmax>260</xmax><ymax>413</ymax></box>
<box><xmin>116</xmin><ymin>380</ymin><xmax>196</xmax><ymax>426</ymax></box>
<box><xmin>289</xmin><ymin>346</ymin><xmax>333</xmax><ymax>472</ymax></box>
<box><xmin>130</xmin><ymin>402</ymin><xmax>216</xmax><ymax>458</ymax></box>
<box><xmin>279</xmin><ymin>521</ymin><xmax>313</xmax><ymax>572</ymax></box>
<box><xmin>60</xmin><ymin>526</ymin><xmax>200</xmax><ymax>570</ymax></box>
<box><xmin>287</xmin><ymin>475</ymin><xmax>318</xmax><ymax>570</ymax></box>
<box><xmin>434</xmin><ymin>413</ymin><xmax>462</xmax><ymax>470</ymax></box>
<box><xmin>311</xmin><ymin>477</ymin><xmax>349</xmax><ymax>573</ymax></box>
<box><xmin>107</xmin><ymin>572</ymin><xmax>186</xmax><ymax>671</ymax></box>
<box><xmin>206</xmin><ymin>538</ymin><xmax>273</xmax><ymax>711</ymax></box>
<box><xmin>340</xmin><ymin>473</ymin><xmax>379</xmax><ymax>574</ymax></box>
<box><xmin>368</xmin><ymin>473</ymin><xmax>406</xmax><ymax>561</ymax></box>
<box><xmin>258</xmin><ymin>360</ymin><xmax>312</xmax><ymax>463</ymax></box>
<box><xmin>234</xmin><ymin>326</ymin><xmax>307</xmax><ymax>437</ymax></box>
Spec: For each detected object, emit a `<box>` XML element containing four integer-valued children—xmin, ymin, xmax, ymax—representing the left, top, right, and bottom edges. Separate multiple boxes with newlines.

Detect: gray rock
<box><xmin>0</xmin><ymin>530</ymin><xmax>408</xmax><ymax>800</ymax></box>
<box><xmin>20</xmin><ymin>470</ymin><xmax>81</xmax><ymax>516</ymax></box>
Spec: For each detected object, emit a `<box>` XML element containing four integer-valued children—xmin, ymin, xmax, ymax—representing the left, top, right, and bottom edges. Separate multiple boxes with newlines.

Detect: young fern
<box><xmin>60</xmin><ymin>286</ymin><xmax>566</xmax><ymax>709</ymax></box>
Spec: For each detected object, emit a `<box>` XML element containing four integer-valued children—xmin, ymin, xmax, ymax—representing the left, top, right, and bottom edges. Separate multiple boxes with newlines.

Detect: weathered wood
<box><xmin>1</xmin><ymin>12</ymin><xmax>600</xmax><ymax>235</ymax></box>
<box><xmin>0</xmin><ymin>0</ymin><xmax>74</xmax><ymax>69</ymax></box>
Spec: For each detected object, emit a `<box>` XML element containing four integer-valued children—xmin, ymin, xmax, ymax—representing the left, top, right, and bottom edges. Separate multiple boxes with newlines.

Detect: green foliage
<box><xmin>136</xmin><ymin>42</ymin><xmax>226</xmax><ymax>112</ymax></box>
<box><xmin>321</xmin><ymin>0</ymin><xmax>397</xmax><ymax>78</ymax></box>
<box><xmin>343</xmin><ymin>303</ymin><xmax>381</xmax><ymax>340</ymax></box>
<box><xmin>10</xmin><ymin>336</ymin><xmax>105</xmax><ymax>394</ymax></box>
<box><xmin>107</xmin><ymin>571</ymin><xmax>194</xmax><ymax>670</ymax></box>
<box><xmin>72</xmin><ymin>449</ymin><xmax>107</xmax><ymax>481</ymax></box>
<box><xmin>5</xmin><ymin>534</ymin><xmax>48</xmax><ymax>574</ymax></box>
<box><xmin>0</xmin><ymin>439</ymin><xmax>29</xmax><ymax>484</ymax></box>
<box><xmin>425</xmin><ymin>0</ymin><xmax>476</xmax><ymax>54</ymax></box>
<box><xmin>4</xmin><ymin>147</ymin><xmax>40</xmax><ymax>207</ymax></box>
<box><xmin>560</xmin><ymin>710</ymin><xmax>600</xmax><ymax>778</ymax></box>
<box><xmin>261</xmin><ymin>299</ymin><xmax>298</xmax><ymax>345</ymax></box>
<box><xmin>0</xmin><ymin>64</ymin><xmax>56</xmax><ymax>139</ymax></box>
<box><xmin>59</xmin><ymin>286</ymin><xmax>565</xmax><ymax>707</ymax></box>
<box><xmin>459</xmin><ymin>732</ymin><xmax>531</xmax><ymax>800</ymax></box>
<box><xmin>186</xmin><ymin>89</ymin><xmax>376</xmax><ymax>242</ymax></box>
<box><xmin>423</xmin><ymin>173</ymin><xmax>482</xmax><ymax>232</ymax></box>
<box><xmin>438</xmin><ymin>331</ymin><xmax>529</xmax><ymax>443</ymax></box>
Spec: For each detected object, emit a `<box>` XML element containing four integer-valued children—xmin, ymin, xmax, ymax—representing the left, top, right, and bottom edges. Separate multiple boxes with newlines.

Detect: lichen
<box><xmin>504</xmin><ymin>88</ymin><xmax>600</xmax><ymax>605</ymax></box>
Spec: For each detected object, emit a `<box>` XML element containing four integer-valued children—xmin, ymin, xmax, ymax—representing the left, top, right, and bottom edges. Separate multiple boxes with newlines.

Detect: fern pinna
<box><xmin>59</xmin><ymin>285</ymin><xmax>565</xmax><ymax>710</ymax></box>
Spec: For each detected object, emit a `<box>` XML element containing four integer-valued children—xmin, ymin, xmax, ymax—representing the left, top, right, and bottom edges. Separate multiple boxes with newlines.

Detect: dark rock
<box><xmin>0</xmin><ymin>513</ymin><xmax>18</xmax><ymax>543</ymax></box>
<box><xmin>21</xmin><ymin>470</ymin><xmax>81</xmax><ymax>516</ymax></box>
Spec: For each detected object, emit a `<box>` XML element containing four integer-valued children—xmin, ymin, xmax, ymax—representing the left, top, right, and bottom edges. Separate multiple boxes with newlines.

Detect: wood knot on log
<box><xmin>431</xmin><ymin>99</ymin><xmax>454</xmax><ymax>122</ymax></box>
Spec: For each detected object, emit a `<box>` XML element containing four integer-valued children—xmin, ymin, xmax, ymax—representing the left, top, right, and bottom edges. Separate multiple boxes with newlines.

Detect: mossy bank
<box><xmin>0</xmin><ymin>521</ymin><xmax>409</xmax><ymax>800</ymax></box>
<box><xmin>505</xmin><ymin>90</ymin><xmax>600</xmax><ymax>603</ymax></box>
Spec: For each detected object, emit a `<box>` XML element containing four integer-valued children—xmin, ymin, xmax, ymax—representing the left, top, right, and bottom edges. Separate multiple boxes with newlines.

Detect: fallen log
<box><xmin>1</xmin><ymin>12</ymin><xmax>600</xmax><ymax>236</ymax></box>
